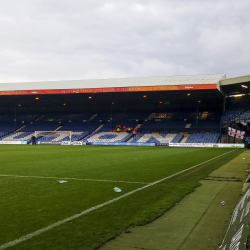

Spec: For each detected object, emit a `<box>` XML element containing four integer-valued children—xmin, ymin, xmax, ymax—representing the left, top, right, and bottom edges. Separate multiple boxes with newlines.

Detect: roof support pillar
<box><xmin>223</xmin><ymin>95</ymin><xmax>226</xmax><ymax>115</ymax></box>
<box><xmin>14</xmin><ymin>96</ymin><xmax>17</xmax><ymax>131</ymax></box>
<box><xmin>196</xmin><ymin>102</ymin><xmax>199</xmax><ymax>128</ymax></box>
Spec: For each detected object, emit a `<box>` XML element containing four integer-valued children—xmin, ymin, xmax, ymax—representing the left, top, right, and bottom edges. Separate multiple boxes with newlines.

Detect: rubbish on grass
<box><xmin>57</xmin><ymin>180</ymin><xmax>68</xmax><ymax>183</ymax></box>
<box><xmin>221</xmin><ymin>201</ymin><xmax>226</xmax><ymax>205</ymax></box>
<box><xmin>114</xmin><ymin>187</ymin><xmax>122</xmax><ymax>192</ymax></box>
<box><xmin>243</xmin><ymin>158</ymin><xmax>245</xmax><ymax>159</ymax></box>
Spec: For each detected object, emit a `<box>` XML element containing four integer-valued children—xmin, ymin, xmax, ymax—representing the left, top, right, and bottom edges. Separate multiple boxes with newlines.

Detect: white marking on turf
<box><xmin>0</xmin><ymin>149</ymin><xmax>237</xmax><ymax>250</ymax></box>
<box><xmin>0</xmin><ymin>175</ymin><xmax>149</xmax><ymax>185</ymax></box>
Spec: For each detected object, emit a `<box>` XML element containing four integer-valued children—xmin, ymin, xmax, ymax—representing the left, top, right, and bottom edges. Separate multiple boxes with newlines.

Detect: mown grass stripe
<box><xmin>0</xmin><ymin>149</ymin><xmax>237</xmax><ymax>250</ymax></box>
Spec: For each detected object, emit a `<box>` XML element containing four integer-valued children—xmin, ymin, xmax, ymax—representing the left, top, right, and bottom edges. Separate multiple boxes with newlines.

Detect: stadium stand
<box><xmin>139</xmin><ymin>120</ymin><xmax>187</xmax><ymax>131</ymax></box>
<box><xmin>97</xmin><ymin>121</ymin><xmax>138</xmax><ymax>132</ymax></box>
<box><xmin>36</xmin><ymin>132</ymin><xmax>73</xmax><ymax>143</ymax></box>
<box><xmin>0</xmin><ymin>132</ymin><xmax>9</xmax><ymax>138</ymax></box>
<box><xmin>190</xmin><ymin>120</ymin><xmax>220</xmax><ymax>129</ymax></box>
<box><xmin>0</xmin><ymin>114</ymin><xmax>40</xmax><ymax>123</ymax></box>
<box><xmin>41</xmin><ymin>112</ymin><xmax>93</xmax><ymax>122</ymax></box>
<box><xmin>171</xmin><ymin>133</ymin><xmax>184</xmax><ymax>143</ymax></box>
<box><xmin>19</xmin><ymin>122</ymin><xmax>60</xmax><ymax>132</ymax></box>
<box><xmin>222</xmin><ymin>110</ymin><xmax>243</xmax><ymax>122</ymax></box>
<box><xmin>0</xmin><ymin>122</ymin><xmax>60</xmax><ymax>141</ymax></box>
<box><xmin>0</xmin><ymin>110</ymin><xmax>224</xmax><ymax>144</ymax></box>
<box><xmin>130</xmin><ymin>132</ymin><xmax>184</xmax><ymax>145</ymax></box>
<box><xmin>0</xmin><ymin>74</ymin><xmax>249</xmax><ymax>146</ymax></box>
<box><xmin>91</xmin><ymin>112</ymin><xmax>113</xmax><ymax>122</ymax></box>
<box><xmin>221</xmin><ymin>104</ymin><xmax>250</xmax><ymax>122</ymax></box>
<box><xmin>61</xmin><ymin>132</ymin><xmax>86</xmax><ymax>142</ymax></box>
<box><xmin>56</xmin><ymin>121</ymin><xmax>102</xmax><ymax>142</ymax></box>
<box><xmin>185</xmin><ymin>133</ymin><xmax>220</xmax><ymax>143</ymax></box>
<box><xmin>0</xmin><ymin>108</ymin><xmax>230</xmax><ymax>144</ymax></box>
<box><xmin>82</xmin><ymin>121</ymin><xmax>137</xmax><ymax>142</ymax></box>
<box><xmin>153</xmin><ymin>112</ymin><xmax>196</xmax><ymax>120</ymax></box>
<box><xmin>91</xmin><ymin>111</ymin><xmax>150</xmax><ymax>122</ymax></box>
<box><xmin>0</xmin><ymin>120</ymin><xmax>103</xmax><ymax>142</ymax></box>
<box><xmin>237</xmin><ymin>110</ymin><xmax>250</xmax><ymax>122</ymax></box>
<box><xmin>84</xmin><ymin>132</ymin><xmax>133</xmax><ymax>143</ymax></box>
<box><xmin>110</xmin><ymin>111</ymin><xmax>151</xmax><ymax>121</ymax></box>
<box><xmin>200</xmin><ymin>111</ymin><xmax>222</xmax><ymax>120</ymax></box>
<box><xmin>0</xmin><ymin>122</ymin><xmax>23</xmax><ymax>132</ymax></box>
<box><xmin>58</xmin><ymin>121</ymin><xmax>100</xmax><ymax>133</ymax></box>
<box><xmin>13</xmin><ymin>132</ymin><xmax>34</xmax><ymax>141</ymax></box>
<box><xmin>1</xmin><ymin>132</ymin><xmax>33</xmax><ymax>141</ymax></box>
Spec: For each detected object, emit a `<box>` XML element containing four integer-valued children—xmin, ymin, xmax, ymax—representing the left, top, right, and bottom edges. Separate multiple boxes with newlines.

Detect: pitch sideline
<box><xmin>0</xmin><ymin>149</ymin><xmax>237</xmax><ymax>250</ymax></box>
<box><xmin>0</xmin><ymin>174</ymin><xmax>149</xmax><ymax>184</ymax></box>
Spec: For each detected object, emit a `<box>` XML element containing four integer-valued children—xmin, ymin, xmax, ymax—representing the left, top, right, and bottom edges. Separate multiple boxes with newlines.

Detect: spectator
<box><xmin>31</xmin><ymin>135</ymin><xmax>36</xmax><ymax>145</ymax></box>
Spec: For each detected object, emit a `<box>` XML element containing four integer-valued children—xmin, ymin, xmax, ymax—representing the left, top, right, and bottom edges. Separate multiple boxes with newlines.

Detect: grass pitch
<box><xmin>0</xmin><ymin>145</ymin><xmax>244</xmax><ymax>250</ymax></box>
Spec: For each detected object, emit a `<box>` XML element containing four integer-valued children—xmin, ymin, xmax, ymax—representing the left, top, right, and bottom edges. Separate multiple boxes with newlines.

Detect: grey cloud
<box><xmin>0</xmin><ymin>0</ymin><xmax>249</xmax><ymax>82</ymax></box>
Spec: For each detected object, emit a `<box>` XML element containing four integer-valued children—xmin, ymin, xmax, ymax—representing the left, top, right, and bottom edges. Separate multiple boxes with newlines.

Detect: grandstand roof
<box><xmin>0</xmin><ymin>74</ymin><xmax>226</xmax><ymax>96</ymax></box>
<box><xmin>220</xmin><ymin>75</ymin><xmax>250</xmax><ymax>86</ymax></box>
<box><xmin>220</xmin><ymin>75</ymin><xmax>250</xmax><ymax>96</ymax></box>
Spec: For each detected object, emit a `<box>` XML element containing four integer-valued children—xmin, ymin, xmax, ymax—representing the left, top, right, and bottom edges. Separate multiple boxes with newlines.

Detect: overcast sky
<box><xmin>0</xmin><ymin>0</ymin><xmax>249</xmax><ymax>83</ymax></box>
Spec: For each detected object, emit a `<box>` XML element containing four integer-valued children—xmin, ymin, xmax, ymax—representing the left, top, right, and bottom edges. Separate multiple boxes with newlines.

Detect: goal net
<box><xmin>35</xmin><ymin>131</ymin><xmax>72</xmax><ymax>143</ymax></box>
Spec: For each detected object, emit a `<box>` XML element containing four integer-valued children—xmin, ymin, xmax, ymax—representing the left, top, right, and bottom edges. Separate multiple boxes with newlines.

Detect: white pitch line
<box><xmin>0</xmin><ymin>149</ymin><xmax>237</xmax><ymax>250</ymax></box>
<box><xmin>0</xmin><ymin>175</ymin><xmax>149</xmax><ymax>185</ymax></box>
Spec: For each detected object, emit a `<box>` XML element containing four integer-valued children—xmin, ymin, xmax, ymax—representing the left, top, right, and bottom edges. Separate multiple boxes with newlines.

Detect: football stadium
<box><xmin>1</xmin><ymin>74</ymin><xmax>250</xmax><ymax>250</ymax></box>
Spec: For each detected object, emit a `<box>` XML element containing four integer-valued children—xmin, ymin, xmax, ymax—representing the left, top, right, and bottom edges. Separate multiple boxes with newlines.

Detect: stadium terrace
<box><xmin>0</xmin><ymin>74</ymin><xmax>249</xmax><ymax>145</ymax></box>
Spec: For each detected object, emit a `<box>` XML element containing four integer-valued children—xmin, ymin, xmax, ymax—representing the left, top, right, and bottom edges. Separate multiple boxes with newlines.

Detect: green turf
<box><xmin>101</xmin><ymin>180</ymin><xmax>229</xmax><ymax>250</ymax></box>
<box><xmin>180</xmin><ymin>150</ymin><xmax>250</xmax><ymax>250</ymax></box>
<box><xmin>0</xmin><ymin>145</ymin><xmax>244</xmax><ymax>250</ymax></box>
<box><xmin>180</xmin><ymin>181</ymin><xmax>243</xmax><ymax>250</ymax></box>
